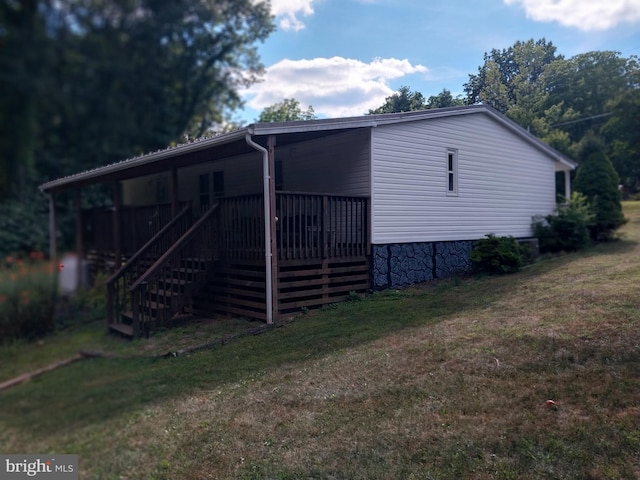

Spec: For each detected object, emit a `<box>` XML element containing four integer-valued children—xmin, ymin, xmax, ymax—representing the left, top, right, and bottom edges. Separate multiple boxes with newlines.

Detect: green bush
<box><xmin>0</xmin><ymin>254</ymin><xmax>58</xmax><ymax>343</ymax></box>
<box><xmin>471</xmin><ymin>234</ymin><xmax>529</xmax><ymax>274</ymax></box>
<box><xmin>532</xmin><ymin>192</ymin><xmax>595</xmax><ymax>253</ymax></box>
<box><xmin>573</xmin><ymin>137</ymin><xmax>626</xmax><ymax>240</ymax></box>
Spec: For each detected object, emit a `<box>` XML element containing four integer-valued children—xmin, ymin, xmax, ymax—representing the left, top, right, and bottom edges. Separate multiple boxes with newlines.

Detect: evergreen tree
<box><xmin>573</xmin><ymin>136</ymin><xmax>626</xmax><ymax>240</ymax></box>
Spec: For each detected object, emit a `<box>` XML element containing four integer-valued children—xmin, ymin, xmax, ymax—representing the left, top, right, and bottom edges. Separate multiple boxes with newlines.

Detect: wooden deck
<box><xmin>85</xmin><ymin>192</ymin><xmax>370</xmax><ymax>334</ymax></box>
<box><xmin>199</xmin><ymin>192</ymin><xmax>370</xmax><ymax>318</ymax></box>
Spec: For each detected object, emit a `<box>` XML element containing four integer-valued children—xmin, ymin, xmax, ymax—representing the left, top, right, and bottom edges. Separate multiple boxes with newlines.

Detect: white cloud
<box><xmin>504</xmin><ymin>0</ymin><xmax>640</xmax><ymax>31</ymax></box>
<box><xmin>245</xmin><ymin>56</ymin><xmax>428</xmax><ymax>118</ymax></box>
<box><xmin>269</xmin><ymin>0</ymin><xmax>316</xmax><ymax>31</ymax></box>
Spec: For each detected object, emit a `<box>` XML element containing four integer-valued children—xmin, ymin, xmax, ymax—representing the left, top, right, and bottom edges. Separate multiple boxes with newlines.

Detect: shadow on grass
<box><xmin>0</xmin><ymin>236</ymin><xmax>636</xmax><ymax>437</ymax></box>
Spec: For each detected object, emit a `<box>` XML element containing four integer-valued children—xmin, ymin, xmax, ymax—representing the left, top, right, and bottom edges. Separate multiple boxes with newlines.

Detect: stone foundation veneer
<box><xmin>372</xmin><ymin>241</ymin><xmax>473</xmax><ymax>289</ymax></box>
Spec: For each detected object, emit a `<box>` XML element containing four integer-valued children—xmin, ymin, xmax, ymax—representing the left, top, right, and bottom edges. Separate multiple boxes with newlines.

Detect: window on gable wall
<box><xmin>447</xmin><ymin>148</ymin><xmax>458</xmax><ymax>195</ymax></box>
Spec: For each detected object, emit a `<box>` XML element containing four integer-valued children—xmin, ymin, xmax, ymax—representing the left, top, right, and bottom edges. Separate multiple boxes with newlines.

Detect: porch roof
<box><xmin>39</xmin><ymin>104</ymin><xmax>577</xmax><ymax>194</ymax></box>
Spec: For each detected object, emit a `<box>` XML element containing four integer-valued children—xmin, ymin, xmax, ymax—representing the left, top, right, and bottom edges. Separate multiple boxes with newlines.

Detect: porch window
<box><xmin>213</xmin><ymin>171</ymin><xmax>225</xmax><ymax>198</ymax></box>
<box><xmin>199</xmin><ymin>173</ymin><xmax>210</xmax><ymax>208</ymax></box>
<box><xmin>446</xmin><ymin>148</ymin><xmax>458</xmax><ymax>195</ymax></box>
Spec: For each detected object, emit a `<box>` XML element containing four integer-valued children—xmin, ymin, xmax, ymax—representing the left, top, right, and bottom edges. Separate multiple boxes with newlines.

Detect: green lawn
<box><xmin>1</xmin><ymin>202</ymin><xmax>639</xmax><ymax>479</ymax></box>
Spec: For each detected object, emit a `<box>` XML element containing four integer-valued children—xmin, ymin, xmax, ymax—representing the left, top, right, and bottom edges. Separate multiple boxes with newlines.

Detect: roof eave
<box><xmin>39</xmin><ymin>128</ymin><xmax>249</xmax><ymax>194</ymax></box>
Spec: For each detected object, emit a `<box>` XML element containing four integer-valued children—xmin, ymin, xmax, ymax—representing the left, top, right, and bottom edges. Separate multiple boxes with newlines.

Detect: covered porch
<box><xmin>42</xmin><ymin>126</ymin><xmax>373</xmax><ymax>337</ymax></box>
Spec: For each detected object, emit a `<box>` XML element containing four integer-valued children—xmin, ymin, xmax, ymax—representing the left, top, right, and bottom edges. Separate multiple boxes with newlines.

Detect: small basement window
<box><xmin>446</xmin><ymin>148</ymin><xmax>458</xmax><ymax>195</ymax></box>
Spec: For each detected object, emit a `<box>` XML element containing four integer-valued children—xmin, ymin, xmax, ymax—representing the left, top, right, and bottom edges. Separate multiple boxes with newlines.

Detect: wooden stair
<box><xmin>108</xmin><ymin>257</ymin><xmax>210</xmax><ymax>338</ymax></box>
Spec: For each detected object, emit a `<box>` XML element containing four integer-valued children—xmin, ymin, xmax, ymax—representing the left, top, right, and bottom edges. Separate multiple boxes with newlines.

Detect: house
<box><xmin>40</xmin><ymin>105</ymin><xmax>577</xmax><ymax>337</ymax></box>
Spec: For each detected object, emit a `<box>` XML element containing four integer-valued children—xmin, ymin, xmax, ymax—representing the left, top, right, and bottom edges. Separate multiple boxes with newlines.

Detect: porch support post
<box><xmin>268</xmin><ymin>135</ymin><xmax>278</xmax><ymax>321</ymax></box>
<box><xmin>170</xmin><ymin>167</ymin><xmax>178</xmax><ymax>216</ymax></box>
<box><xmin>48</xmin><ymin>193</ymin><xmax>57</xmax><ymax>262</ymax></box>
<box><xmin>564</xmin><ymin>169</ymin><xmax>571</xmax><ymax>201</ymax></box>
<box><xmin>112</xmin><ymin>181</ymin><xmax>122</xmax><ymax>269</ymax></box>
<box><xmin>74</xmin><ymin>188</ymin><xmax>84</xmax><ymax>287</ymax></box>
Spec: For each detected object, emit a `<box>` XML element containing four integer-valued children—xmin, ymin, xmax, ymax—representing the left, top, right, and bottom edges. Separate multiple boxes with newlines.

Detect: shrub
<box><xmin>54</xmin><ymin>271</ymin><xmax>108</xmax><ymax>329</ymax></box>
<box><xmin>532</xmin><ymin>192</ymin><xmax>595</xmax><ymax>253</ymax></box>
<box><xmin>0</xmin><ymin>254</ymin><xmax>58</xmax><ymax>343</ymax></box>
<box><xmin>573</xmin><ymin>136</ymin><xmax>626</xmax><ymax>240</ymax></box>
<box><xmin>470</xmin><ymin>234</ymin><xmax>529</xmax><ymax>274</ymax></box>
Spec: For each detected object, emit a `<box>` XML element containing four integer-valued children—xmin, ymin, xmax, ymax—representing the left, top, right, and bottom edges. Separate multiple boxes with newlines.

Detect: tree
<box><xmin>0</xmin><ymin>0</ymin><xmax>274</xmax><ymax>255</ymax></box>
<box><xmin>0</xmin><ymin>0</ymin><xmax>48</xmax><ymax>198</ymax></box>
<box><xmin>368</xmin><ymin>86</ymin><xmax>427</xmax><ymax>114</ymax></box>
<box><xmin>573</xmin><ymin>135</ymin><xmax>626</xmax><ymax>240</ymax></box>
<box><xmin>465</xmin><ymin>39</ymin><xmax>559</xmax><ymax>110</ymax></box>
<box><xmin>0</xmin><ymin>0</ymin><xmax>274</xmax><ymax>192</ymax></box>
<box><xmin>426</xmin><ymin>89</ymin><xmax>464</xmax><ymax>109</ymax></box>
<box><xmin>257</xmin><ymin>98</ymin><xmax>316</xmax><ymax>122</ymax></box>
<box><xmin>601</xmin><ymin>62</ymin><xmax>640</xmax><ymax>194</ymax></box>
<box><xmin>544</xmin><ymin>51</ymin><xmax>634</xmax><ymax>142</ymax></box>
<box><xmin>464</xmin><ymin>38</ymin><xmax>559</xmax><ymax>135</ymax></box>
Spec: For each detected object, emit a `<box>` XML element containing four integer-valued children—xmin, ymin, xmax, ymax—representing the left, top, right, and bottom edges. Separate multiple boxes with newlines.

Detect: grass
<box><xmin>1</xmin><ymin>202</ymin><xmax>639</xmax><ymax>479</ymax></box>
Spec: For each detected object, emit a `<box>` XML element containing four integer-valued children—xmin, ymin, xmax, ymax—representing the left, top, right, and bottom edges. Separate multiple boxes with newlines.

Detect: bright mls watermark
<box><xmin>0</xmin><ymin>455</ymin><xmax>78</xmax><ymax>479</ymax></box>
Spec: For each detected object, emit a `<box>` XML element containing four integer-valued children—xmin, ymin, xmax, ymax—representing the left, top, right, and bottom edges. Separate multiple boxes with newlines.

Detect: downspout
<box><xmin>245</xmin><ymin>134</ymin><xmax>273</xmax><ymax>324</ymax></box>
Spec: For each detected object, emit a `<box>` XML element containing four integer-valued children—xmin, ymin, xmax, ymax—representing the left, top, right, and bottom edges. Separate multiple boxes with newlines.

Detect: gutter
<box><xmin>245</xmin><ymin>134</ymin><xmax>273</xmax><ymax>325</ymax></box>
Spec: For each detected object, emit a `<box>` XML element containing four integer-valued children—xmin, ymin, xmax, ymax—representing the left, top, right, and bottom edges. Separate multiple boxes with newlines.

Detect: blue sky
<box><xmin>236</xmin><ymin>0</ymin><xmax>640</xmax><ymax>124</ymax></box>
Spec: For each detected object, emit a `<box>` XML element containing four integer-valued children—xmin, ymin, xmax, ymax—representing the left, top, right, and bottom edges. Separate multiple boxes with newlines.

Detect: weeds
<box><xmin>0</xmin><ymin>253</ymin><xmax>57</xmax><ymax>342</ymax></box>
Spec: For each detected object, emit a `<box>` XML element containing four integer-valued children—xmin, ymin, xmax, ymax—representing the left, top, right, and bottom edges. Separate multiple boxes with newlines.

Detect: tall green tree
<box><xmin>464</xmin><ymin>38</ymin><xmax>559</xmax><ymax>134</ymax></box>
<box><xmin>573</xmin><ymin>135</ymin><xmax>626</xmax><ymax>239</ymax></box>
<box><xmin>0</xmin><ymin>0</ymin><xmax>274</xmax><ymax>255</ymax></box>
<box><xmin>257</xmin><ymin>98</ymin><xmax>316</xmax><ymax>122</ymax></box>
<box><xmin>0</xmin><ymin>0</ymin><xmax>49</xmax><ymax>197</ymax></box>
<box><xmin>1</xmin><ymin>0</ymin><xmax>274</xmax><ymax>191</ymax></box>
<box><xmin>602</xmin><ymin>88</ymin><xmax>640</xmax><ymax>192</ymax></box>
<box><xmin>544</xmin><ymin>51</ymin><xmax>635</xmax><ymax>142</ymax></box>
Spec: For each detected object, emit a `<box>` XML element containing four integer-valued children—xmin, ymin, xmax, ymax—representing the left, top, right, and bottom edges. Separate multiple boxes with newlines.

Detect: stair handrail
<box><xmin>129</xmin><ymin>202</ymin><xmax>219</xmax><ymax>292</ymax></box>
<box><xmin>106</xmin><ymin>203</ymin><xmax>192</xmax><ymax>327</ymax></box>
<box><xmin>106</xmin><ymin>203</ymin><xmax>192</xmax><ymax>285</ymax></box>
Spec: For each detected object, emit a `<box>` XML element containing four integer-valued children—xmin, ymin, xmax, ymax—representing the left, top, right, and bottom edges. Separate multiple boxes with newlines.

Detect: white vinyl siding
<box><xmin>371</xmin><ymin>114</ymin><xmax>557</xmax><ymax>244</ymax></box>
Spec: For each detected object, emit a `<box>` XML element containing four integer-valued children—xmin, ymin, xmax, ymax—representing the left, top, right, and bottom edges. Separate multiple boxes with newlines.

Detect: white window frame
<box><xmin>446</xmin><ymin>148</ymin><xmax>458</xmax><ymax>196</ymax></box>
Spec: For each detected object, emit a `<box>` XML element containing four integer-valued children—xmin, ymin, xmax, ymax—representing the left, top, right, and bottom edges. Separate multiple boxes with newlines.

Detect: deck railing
<box><xmin>218</xmin><ymin>192</ymin><xmax>369</xmax><ymax>262</ymax></box>
<box><xmin>218</xmin><ymin>194</ymin><xmax>265</xmax><ymax>261</ymax></box>
<box><xmin>83</xmin><ymin>203</ymin><xmax>188</xmax><ymax>256</ymax></box>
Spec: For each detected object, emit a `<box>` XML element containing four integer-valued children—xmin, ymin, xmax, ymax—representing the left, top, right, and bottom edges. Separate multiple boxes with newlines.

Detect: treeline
<box><xmin>0</xmin><ymin>0</ymin><xmax>273</xmax><ymax>254</ymax></box>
